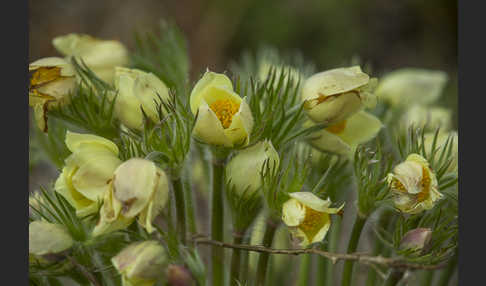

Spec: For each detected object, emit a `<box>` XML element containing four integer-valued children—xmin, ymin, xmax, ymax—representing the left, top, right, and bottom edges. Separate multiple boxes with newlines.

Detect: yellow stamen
<box><xmin>299</xmin><ymin>206</ymin><xmax>329</xmax><ymax>242</ymax></box>
<box><xmin>392</xmin><ymin>178</ymin><xmax>407</xmax><ymax>193</ymax></box>
<box><xmin>417</xmin><ymin>167</ymin><xmax>431</xmax><ymax>202</ymax></box>
<box><xmin>30</xmin><ymin>67</ymin><xmax>62</xmax><ymax>87</ymax></box>
<box><xmin>209</xmin><ymin>99</ymin><xmax>240</xmax><ymax>129</ymax></box>
<box><xmin>326</xmin><ymin>120</ymin><xmax>347</xmax><ymax>134</ymax></box>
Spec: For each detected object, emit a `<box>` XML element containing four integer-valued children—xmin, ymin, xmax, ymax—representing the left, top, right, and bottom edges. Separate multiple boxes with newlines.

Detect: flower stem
<box><xmin>182</xmin><ymin>168</ymin><xmax>197</xmax><ymax>235</ymax></box>
<box><xmin>382</xmin><ymin>270</ymin><xmax>404</xmax><ymax>286</ymax></box>
<box><xmin>255</xmin><ymin>218</ymin><xmax>279</xmax><ymax>286</ymax></box>
<box><xmin>211</xmin><ymin>157</ymin><xmax>225</xmax><ymax>286</ymax></box>
<box><xmin>437</xmin><ymin>250</ymin><xmax>458</xmax><ymax>286</ymax></box>
<box><xmin>420</xmin><ymin>271</ymin><xmax>434</xmax><ymax>286</ymax></box>
<box><xmin>296</xmin><ymin>254</ymin><xmax>311</xmax><ymax>286</ymax></box>
<box><xmin>230</xmin><ymin>233</ymin><xmax>244</xmax><ymax>286</ymax></box>
<box><xmin>341</xmin><ymin>215</ymin><xmax>367</xmax><ymax>286</ymax></box>
<box><xmin>172</xmin><ymin>178</ymin><xmax>187</xmax><ymax>244</ymax></box>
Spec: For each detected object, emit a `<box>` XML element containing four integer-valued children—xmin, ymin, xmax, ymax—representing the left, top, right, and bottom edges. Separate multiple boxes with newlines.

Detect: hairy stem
<box><xmin>255</xmin><ymin>219</ymin><xmax>279</xmax><ymax>286</ymax></box>
<box><xmin>341</xmin><ymin>215</ymin><xmax>367</xmax><ymax>286</ymax></box>
<box><xmin>172</xmin><ymin>178</ymin><xmax>187</xmax><ymax>244</ymax></box>
<box><xmin>211</xmin><ymin>157</ymin><xmax>225</xmax><ymax>286</ymax></box>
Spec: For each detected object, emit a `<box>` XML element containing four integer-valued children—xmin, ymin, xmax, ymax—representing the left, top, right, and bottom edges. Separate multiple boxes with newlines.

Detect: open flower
<box><xmin>54</xmin><ymin>132</ymin><xmax>122</xmax><ymax>217</ymax></box>
<box><xmin>400</xmin><ymin>105</ymin><xmax>452</xmax><ymax>132</ymax></box>
<box><xmin>307</xmin><ymin>111</ymin><xmax>382</xmax><ymax>156</ymax></box>
<box><xmin>226</xmin><ymin>140</ymin><xmax>280</xmax><ymax>197</ymax></box>
<box><xmin>387</xmin><ymin>154</ymin><xmax>443</xmax><ymax>214</ymax></box>
<box><xmin>114</xmin><ymin>67</ymin><xmax>170</xmax><ymax>130</ymax></box>
<box><xmin>190</xmin><ymin>70</ymin><xmax>254</xmax><ymax>147</ymax></box>
<box><xmin>52</xmin><ymin>33</ymin><xmax>129</xmax><ymax>83</ymax></box>
<box><xmin>375</xmin><ymin>68</ymin><xmax>447</xmax><ymax>107</ymax></box>
<box><xmin>29</xmin><ymin>57</ymin><xmax>76</xmax><ymax>132</ymax></box>
<box><xmin>301</xmin><ymin>66</ymin><xmax>377</xmax><ymax>125</ymax></box>
<box><xmin>92</xmin><ymin>158</ymin><xmax>169</xmax><ymax>237</ymax></box>
<box><xmin>112</xmin><ymin>240</ymin><xmax>168</xmax><ymax>286</ymax></box>
<box><xmin>282</xmin><ymin>192</ymin><xmax>344</xmax><ymax>247</ymax></box>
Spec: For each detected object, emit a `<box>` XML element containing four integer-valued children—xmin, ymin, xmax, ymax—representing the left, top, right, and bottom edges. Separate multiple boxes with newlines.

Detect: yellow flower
<box><xmin>423</xmin><ymin>131</ymin><xmax>458</xmax><ymax>172</ymax></box>
<box><xmin>54</xmin><ymin>131</ymin><xmax>122</xmax><ymax>217</ymax></box>
<box><xmin>387</xmin><ymin>154</ymin><xmax>443</xmax><ymax>214</ymax></box>
<box><xmin>225</xmin><ymin>140</ymin><xmax>280</xmax><ymax>197</ymax></box>
<box><xmin>301</xmin><ymin>66</ymin><xmax>377</xmax><ymax>125</ymax></box>
<box><xmin>29</xmin><ymin>57</ymin><xmax>76</xmax><ymax>132</ymax></box>
<box><xmin>307</xmin><ymin>111</ymin><xmax>382</xmax><ymax>156</ymax></box>
<box><xmin>92</xmin><ymin>158</ymin><xmax>169</xmax><ymax>237</ymax></box>
<box><xmin>375</xmin><ymin>68</ymin><xmax>447</xmax><ymax>107</ymax></box>
<box><xmin>190</xmin><ymin>70</ymin><xmax>254</xmax><ymax>147</ymax></box>
<box><xmin>113</xmin><ymin>67</ymin><xmax>170</xmax><ymax>130</ymax></box>
<box><xmin>400</xmin><ymin>105</ymin><xmax>452</xmax><ymax>131</ymax></box>
<box><xmin>29</xmin><ymin>221</ymin><xmax>73</xmax><ymax>256</ymax></box>
<box><xmin>282</xmin><ymin>192</ymin><xmax>344</xmax><ymax>247</ymax></box>
<box><xmin>112</xmin><ymin>240</ymin><xmax>168</xmax><ymax>286</ymax></box>
<box><xmin>52</xmin><ymin>33</ymin><xmax>129</xmax><ymax>83</ymax></box>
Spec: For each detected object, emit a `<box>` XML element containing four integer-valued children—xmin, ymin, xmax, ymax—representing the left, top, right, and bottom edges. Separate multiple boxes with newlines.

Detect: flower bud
<box><xmin>29</xmin><ymin>221</ymin><xmax>73</xmax><ymax>257</ymax></box>
<box><xmin>190</xmin><ymin>70</ymin><xmax>254</xmax><ymax>147</ymax></box>
<box><xmin>307</xmin><ymin>111</ymin><xmax>382</xmax><ymax>156</ymax></box>
<box><xmin>282</xmin><ymin>192</ymin><xmax>344</xmax><ymax>247</ymax></box>
<box><xmin>167</xmin><ymin>264</ymin><xmax>194</xmax><ymax>286</ymax></box>
<box><xmin>386</xmin><ymin>154</ymin><xmax>443</xmax><ymax>214</ymax></box>
<box><xmin>400</xmin><ymin>228</ymin><xmax>432</xmax><ymax>253</ymax></box>
<box><xmin>54</xmin><ymin>132</ymin><xmax>122</xmax><ymax>217</ymax></box>
<box><xmin>400</xmin><ymin>105</ymin><xmax>452</xmax><ymax>132</ymax></box>
<box><xmin>93</xmin><ymin>158</ymin><xmax>169</xmax><ymax>236</ymax></box>
<box><xmin>113</xmin><ymin>67</ymin><xmax>170</xmax><ymax>130</ymax></box>
<box><xmin>29</xmin><ymin>57</ymin><xmax>76</xmax><ymax>132</ymax></box>
<box><xmin>225</xmin><ymin>140</ymin><xmax>279</xmax><ymax>196</ymax></box>
<box><xmin>52</xmin><ymin>33</ymin><xmax>129</xmax><ymax>83</ymax></box>
<box><xmin>301</xmin><ymin>66</ymin><xmax>377</xmax><ymax>125</ymax></box>
<box><xmin>423</xmin><ymin>131</ymin><xmax>458</xmax><ymax>172</ymax></box>
<box><xmin>375</xmin><ymin>68</ymin><xmax>447</xmax><ymax>107</ymax></box>
<box><xmin>112</xmin><ymin>241</ymin><xmax>168</xmax><ymax>286</ymax></box>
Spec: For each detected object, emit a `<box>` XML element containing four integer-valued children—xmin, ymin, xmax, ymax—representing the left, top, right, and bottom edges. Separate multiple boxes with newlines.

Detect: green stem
<box><xmin>296</xmin><ymin>254</ymin><xmax>311</xmax><ymax>286</ymax></box>
<box><xmin>382</xmin><ymin>270</ymin><xmax>404</xmax><ymax>286</ymax></box>
<box><xmin>437</xmin><ymin>251</ymin><xmax>458</xmax><ymax>286</ymax></box>
<box><xmin>182</xmin><ymin>169</ymin><xmax>197</xmax><ymax>235</ymax></box>
<box><xmin>240</xmin><ymin>234</ymin><xmax>250</xmax><ymax>285</ymax></box>
<box><xmin>230</xmin><ymin>233</ymin><xmax>244</xmax><ymax>286</ymax></box>
<box><xmin>341</xmin><ymin>215</ymin><xmax>367</xmax><ymax>286</ymax></box>
<box><xmin>211</xmin><ymin>157</ymin><xmax>225</xmax><ymax>286</ymax></box>
<box><xmin>420</xmin><ymin>271</ymin><xmax>434</xmax><ymax>286</ymax></box>
<box><xmin>172</xmin><ymin>178</ymin><xmax>187</xmax><ymax>244</ymax></box>
<box><xmin>255</xmin><ymin>219</ymin><xmax>279</xmax><ymax>286</ymax></box>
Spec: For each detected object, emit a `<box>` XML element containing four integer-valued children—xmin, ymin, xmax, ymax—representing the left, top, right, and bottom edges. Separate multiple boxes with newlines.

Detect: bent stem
<box><xmin>341</xmin><ymin>215</ymin><xmax>367</xmax><ymax>286</ymax></box>
<box><xmin>211</xmin><ymin>155</ymin><xmax>226</xmax><ymax>286</ymax></box>
<box><xmin>172</xmin><ymin>178</ymin><xmax>187</xmax><ymax>244</ymax></box>
<box><xmin>255</xmin><ymin>218</ymin><xmax>279</xmax><ymax>286</ymax></box>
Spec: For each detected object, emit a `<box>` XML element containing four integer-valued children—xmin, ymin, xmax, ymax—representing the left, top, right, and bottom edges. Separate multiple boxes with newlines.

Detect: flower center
<box><xmin>325</xmin><ymin>120</ymin><xmax>347</xmax><ymax>134</ymax></box>
<box><xmin>209</xmin><ymin>99</ymin><xmax>240</xmax><ymax>129</ymax></box>
<box><xmin>30</xmin><ymin>67</ymin><xmax>62</xmax><ymax>87</ymax></box>
<box><xmin>299</xmin><ymin>206</ymin><xmax>329</xmax><ymax>242</ymax></box>
<box><xmin>417</xmin><ymin>166</ymin><xmax>431</xmax><ymax>202</ymax></box>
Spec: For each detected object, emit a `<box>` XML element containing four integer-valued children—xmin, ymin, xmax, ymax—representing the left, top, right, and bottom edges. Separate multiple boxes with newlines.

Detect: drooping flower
<box><xmin>190</xmin><ymin>70</ymin><xmax>254</xmax><ymax>147</ymax></box>
<box><xmin>113</xmin><ymin>67</ymin><xmax>170</xmax><ymax>130</ymax></box>
<box><xmin>29</xmin><ymin>57</ymin><xmax>76</xmax><ymax>132</ymax></box>
<box><xmin>307</xmin><ymin>111</ymin><xmax>382</xmax><ymax>156</ymax></box>
<box><xmin>54</xmin><ymin>132</ymin><xmax>122</xmax><ymax>217</ymax></box>
<box><xmin>112</xmin><ymin>240</ymin><xmax>168</xmax><ymax>286</ymax></box>
<box><xmin>387</xmin><ymin>154</ymin><xmax>443</xmax><ymax>214</ymax></box>
<box><xmin>92</xmin><ymin>158</ymin><xmax>169</xmax><ymax>237</ymax></box>
<box><xmin>301</xmin><ymin>66</ymin><xmax>377</xmax><ymax>125</ymax></box>
<box><xmin>225</xmin><ymin>140</ymin><xmax>280</xmax><ymax>197</ymax></box>
<box><xmin>282</xmin><ymin>192</ymin><xmax>344</xmax><ymax>247</ymax></box>
<box><xmin>52</xmin><ymin>33</ymin><xmax>129</xmax><ymax>83</ymax></box>
<box><xmin>375</xmin><ymin>68</ymin><xmax>447</xmax><ymax>107</ymax></box>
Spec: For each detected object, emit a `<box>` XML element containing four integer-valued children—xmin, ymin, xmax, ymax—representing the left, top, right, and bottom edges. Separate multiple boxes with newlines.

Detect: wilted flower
<box><xmin>282</xmin><ymin>192</ymin><xmax>344</xmax><ymax>247</ymax></box>
<box><xmin>112</xmin><ymin>240</ymin><xmax>168</xmax><ymax>286</ymax></box>
<box><xmin>400</xmin><ymin>105</ymin><xmax>452</xmax><ymax>131</ymax></box>
<box><xmin>190</xmin><ymin>70</ymin><xmax>254</xmax><ymax>147</ymax></box>
<box><xmin>307</xmin><ymin>111</ymin><xmax>382</xmax><ymax>156</ymax></box>
<box><xmin>55</xmin><ymin>132</ymin><xmax>122</xmax><ymax>217</ymax></box>
<box><xmin>52</xmin><ymin>33</ymin><xmax>129</xmax><ymax>83</ymax></box>
<box><xmin>29</xmin><ymin>57</ymin><xmax>76</xmax><ymax>132</ymax></box>
<box><xmin>400</xmin><ymin>228</ymin><xmax>433</xmax><ymax>253</ymax></box>
<box><xmin>301</xmin><ymin>66</ymin><xmax>377</xmax><ymax>125</ymax></box>
<box><xmin>167</xmin><ymin>264</ymin><xmax>194</xmax><ymax>286</ymax></box>
<box><xmin>423</xmin><ymin>131</ymin><xmax>458</xmax><ymax>172</ymax></box>
<box><xmin>92</xmin><ymin>158</ymin><xmax>169</xmax><ymax>236</ymax></box>
<box><xmin>29</xmin><ymin>221</ymin><xmax>73</xmax><ymax>258</ymax></box>
<box><xmin>375</xmin><ymin>68</ymin><xmax>447</xmax><ymax>107</ymax></box>
<box><xmin>225</xmin><ymin>140</ymin><xmax>280</xmax><ymax>197</ymax></box>
<box><xmin>113</xmin><ymin>67</ymin><xmax>170</xmax><ymax>130</ymax></box>
<box><xmin>387</xmin><ymin>154</ymin><xmax>443</xmax><ymax>214</ymax></box>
